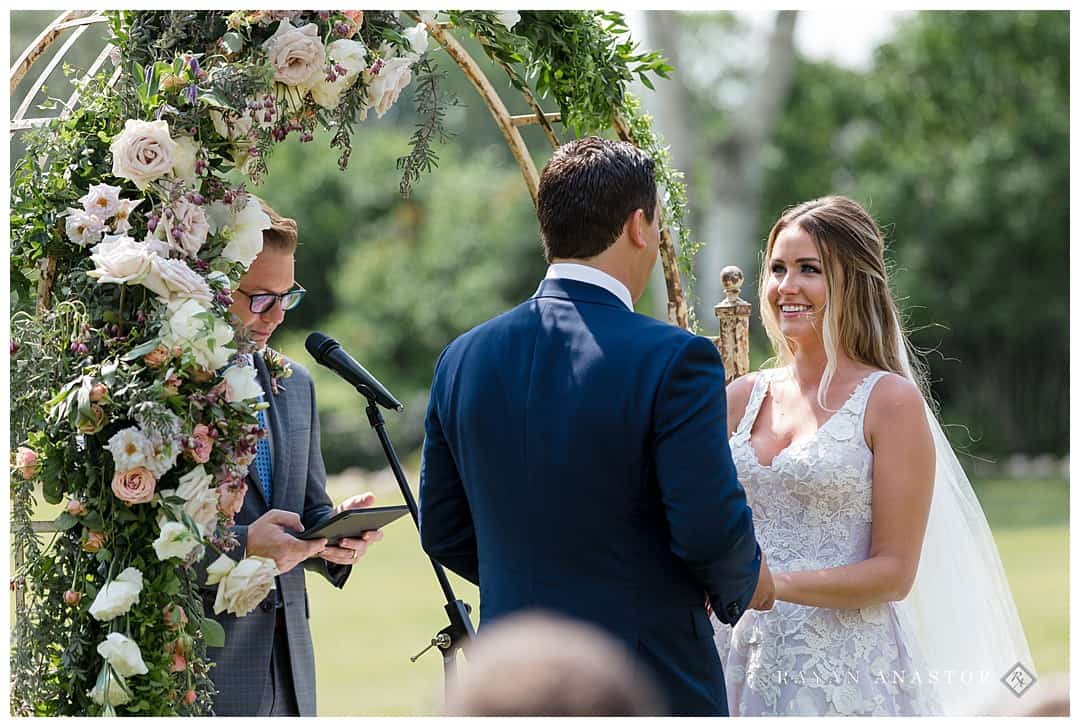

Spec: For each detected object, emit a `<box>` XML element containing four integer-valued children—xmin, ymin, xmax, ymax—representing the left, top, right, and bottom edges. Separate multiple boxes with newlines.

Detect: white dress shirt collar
<box><xmin>544</xmin><ymin>263</ymin><xmax>633</xmax><ymax>311</ymax></box>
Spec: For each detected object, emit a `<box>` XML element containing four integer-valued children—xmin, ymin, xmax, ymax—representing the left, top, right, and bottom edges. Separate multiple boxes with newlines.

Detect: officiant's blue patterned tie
<box><xmin>254</xmin><ymin>407</ymin><xmax>272</xmax><ymax>502</ymax></box>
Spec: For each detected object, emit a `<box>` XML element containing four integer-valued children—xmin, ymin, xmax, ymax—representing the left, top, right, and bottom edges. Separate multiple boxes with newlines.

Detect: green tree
<box><xmin>759</xmin><ymin>10</ymin><xmax>1068</xmax><ymax>455</ymax></box>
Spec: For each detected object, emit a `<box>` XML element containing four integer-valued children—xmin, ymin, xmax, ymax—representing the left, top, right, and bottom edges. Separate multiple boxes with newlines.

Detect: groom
<box><xmin>419</xmin><ymin>137</ymin><xmax>772</xmax><ymax>715</ymax></box>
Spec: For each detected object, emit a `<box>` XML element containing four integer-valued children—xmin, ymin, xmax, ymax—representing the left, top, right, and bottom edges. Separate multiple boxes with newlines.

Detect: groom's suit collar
<box><xmin>535</xmin><ymin>264</ymin><xmax>634</xmax><ymax>312</ymax></box>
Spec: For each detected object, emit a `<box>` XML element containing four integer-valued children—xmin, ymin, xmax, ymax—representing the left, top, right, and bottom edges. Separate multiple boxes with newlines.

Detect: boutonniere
<box><xmin>262</xmin><ymin>347</ymin><xmax>293</xmax><ymax>395</ymax></box>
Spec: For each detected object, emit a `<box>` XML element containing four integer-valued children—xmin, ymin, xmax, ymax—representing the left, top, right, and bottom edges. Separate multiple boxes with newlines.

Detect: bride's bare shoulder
<box><xmin>725</xmin><ymin>372</ymin><xmax>761</xmax><ymax>429</ymax></box>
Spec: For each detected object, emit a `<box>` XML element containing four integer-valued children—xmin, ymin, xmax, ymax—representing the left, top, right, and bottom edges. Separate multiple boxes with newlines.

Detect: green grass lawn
<box><xmin>15</xmin><ymin>475</ymin><xmax>1067</xmax><ymax>715</ymax></box>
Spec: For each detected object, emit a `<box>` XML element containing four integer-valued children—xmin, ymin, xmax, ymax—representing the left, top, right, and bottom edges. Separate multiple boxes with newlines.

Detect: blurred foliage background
<box><xmin>10</xmin><ymin>9</ymin><xmax>1068</xmax><ymax>715</ymax></box>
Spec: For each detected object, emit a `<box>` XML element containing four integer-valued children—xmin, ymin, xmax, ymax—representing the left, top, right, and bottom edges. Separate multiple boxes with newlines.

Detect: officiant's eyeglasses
<box><xmin>236</xmin><ymin>284</ymin><xmax>306</xmax><ymax>313</ymax></box>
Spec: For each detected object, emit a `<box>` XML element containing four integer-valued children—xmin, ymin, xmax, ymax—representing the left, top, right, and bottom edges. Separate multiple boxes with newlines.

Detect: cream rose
<box><xmin>110</xmin><ymin>118</ymin><xmax>179</xmax><ymax>189</ymax></box>
<box><xmin>213</xmin><ymin>195</ymin><xmax>271</xmax><ymax>268</ymax></box>
<box><xmin>205</xmin><ymin>553</ymin><xmax>236</xmax><ymax>586</ymax></box>
<box><xmin>96</xmin><ymin>632</ymin><xmax>149</xmax><ymax>677</ymax></box>
<box><xmin>160</xmin><ymin>299</ymin><xmax>234</xmax><ymax>371</ymax></box>
<box><xmin>112</xmin><ymin>467</ymin><xmax>156</xmax><ymax>505</ymax></box>
<box><xmin>87</xmin><ymin>234</ymin><xmax>154</xmax><ymax>287</ymax></box>
<box><xmin>163</xmin><ymin>198</ymin><xmax>210</xmax><ymax>258</ymax></box>
<box><xmin>307</xmin><ymin>39</ymin><xmax>368</xmax><ymax>109</ymax></box>
<box><xmin>106</xmin><ymin>427</ymin><xmax>154</xmax><ymax>471</ymax></box>
<box><xmin>88</xmin><ymin>567</ymin><xmax>144</xmax><ymax>621</ymax></box>
<box><xmin>213</xmin><ymin>555</ymin><xmax>278</xmax><ymax>617</ymax></box>
<box><xmin>173</xmin><ymin>464</ymin><xmax>219</xmax><ymax>536</ymax></box>
<box><xmin>263</xmin><ymin>20</ymin><xmax>325</xmax><ymax>87</ymax></box>
<box><xmin>143</xmin><ymin>256</ymin><xmax>212</xmax><ymax>304</ymax></box>
<box><xmin>223</xmin><ymin>364</ymin><xmax>264</xmax><ymax>403</ymax></box>
<box><xmin>152</xmin><ymin>520</ymin><xmax>204</xmax><ymax>561</ymax></box>
<box><xmin>170</xmin><ymin>135</ymin><xmax>200</xmax><ymax>187</ymax></box>
<box><xmin>366</xmin><ymin>55</ymin><xmax>414</xmax><ymax>118</ymax></box>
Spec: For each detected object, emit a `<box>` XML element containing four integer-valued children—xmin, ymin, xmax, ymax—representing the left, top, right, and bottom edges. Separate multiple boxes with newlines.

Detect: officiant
<box><xmin>202</xmin><ymin>198</ymin><xmax>383</xmax><ymax>716</ymax></box>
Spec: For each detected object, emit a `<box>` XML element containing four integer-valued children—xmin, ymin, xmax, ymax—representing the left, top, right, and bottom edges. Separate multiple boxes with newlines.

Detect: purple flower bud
<box><xmin>189</xmin><ymin>193</ymin><xmax>205</xmax><ymax>205</ymax></box>
<box><xmin>189</xmin><ymin>56</ymin><xmax>201</xmax><ymax>76</ymax></box>
<box><xmin>147</xmin><ymin>214</ymin><xmax>159</xmax><ymax>232</ymax></box>
<box><xmin>272</xmin><ymin>127</ymin><xmax>287</xmax><ymax>142</ymax></box>
<box><xmin>77</xmin><ymin>343</ymin><xmax>89</xmax><ymax>355</ymax></box>
<box><xmin>135</xmin><ymin>310</ymin><xmax>147</xmax><ymax>324</ymax></box>
<box><xmin>370</xmin><ymin>58</ymin><xmax>385</xmax><ymax>76</ymax></box>
<box><xmin>171</xmin><ymin>226</ymin><xmax>184</xmax><ymax>241</ymax></box>
<box><xmin>10</xmin><ymin>341</ymin><xmax>18</xmax><ymax>356</ymax></box>
<box><xmin>249</xmin><ymin>146</ymin><xmax>260</xmax><ymax>157</ymax></box>
<box><xmin>195</xmin><ymin>159</ymin><xmax>207</xmax><ymax>174</ymax></box>
<box><xmin>335</xmin><ymin>63</ymin><xmax>347</xmax><ymax>76</ymax></box>
<box><xmin>301</xmin><ymin>132</ymin><xmax>314</xmax><ymax>143</ymax></box>
<box><xmin>333</xmin><ymin>21</ymin><xmax>350</xmax><ymax>36</ymax></box>
<box><xmin>193</xmin><ymin>259</ymin><xmax>210</xmax><ymax>273</ymax></box>
<box><xmin>264</xmin><ymin>111</ymin><xmax>273</xmax><ymax>123</ymax></box>
<box><xmin>185</xmin><ymin>84</ymin><xmax>198</xmax><ymax>105</ymax></box>
<box><xmin>264</xmin><ymin>97</ymin><xmax>275</xmax><ymax>110</ymax></box>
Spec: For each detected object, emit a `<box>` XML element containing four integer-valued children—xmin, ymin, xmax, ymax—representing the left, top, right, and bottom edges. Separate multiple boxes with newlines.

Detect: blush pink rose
<box><xmin>186</xmin><ymin>424</ymin><xmax>214</xmax><ymax>464</ymax></box>
<box><xmin>143</xmin><ymin>344</ymin><xmax>171</xmax><ymax>369</ymax></box>
<box><xmin>14</xmin><ymin>447</ymin><xmax>39</xmax><ymax>480</ymax></box>
<box><xmin>66</xmin><ymin>498</ymin><xmax>88</xmax><ymax>516</ymax></box>
<box><xmin>112</xmin><ymin>467</ymin><xmax>157</xmax><ymax>505</ymax></box>
<box><xmin>83</xmin><ymin>530</ymin><xmax>107</xmax><ymax>552</ymax></box>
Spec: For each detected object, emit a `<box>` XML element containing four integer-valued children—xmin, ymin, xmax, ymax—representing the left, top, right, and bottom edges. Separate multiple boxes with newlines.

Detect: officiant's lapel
<box><xmin>253</xmin><ymin>352</ymin><xmax>291</xmax><ymax>510</ymax></box>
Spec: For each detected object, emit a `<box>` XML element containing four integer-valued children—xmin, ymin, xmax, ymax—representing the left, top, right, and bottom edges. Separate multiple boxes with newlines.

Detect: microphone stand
<box><xmin>360</xmin><ymin>393</ymin><xmax>474</xmax><ymax>698</ymax></box>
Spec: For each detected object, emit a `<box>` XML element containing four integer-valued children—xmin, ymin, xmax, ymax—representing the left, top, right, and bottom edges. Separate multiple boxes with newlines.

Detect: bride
<box><xmin>711</xmin><ymin>196</ymin><xmax>1034</xmax><ymax>716</ymax></box>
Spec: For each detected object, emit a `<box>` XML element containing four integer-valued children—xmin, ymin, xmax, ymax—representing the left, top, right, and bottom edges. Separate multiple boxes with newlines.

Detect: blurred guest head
<box><xmin>443</xmin><ymin>610</ymin><xmax>666</xmax><ymax>716</ymax></box>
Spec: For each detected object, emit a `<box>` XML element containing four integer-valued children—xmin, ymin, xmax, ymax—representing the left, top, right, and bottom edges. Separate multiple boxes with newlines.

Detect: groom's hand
<box><xmin>749</xmin><ymin>552</ymin><xmax>776</xmax><ymax>611</ymax></box>
<box><xmin>320</xmin><ymin>491</ymin><xmax>385</xmax><ymax>565</ymax></box>
<box><xmin>247</xmin><ymin>509</ymin><xmax>327</xmax><ymax>574</ymax></box>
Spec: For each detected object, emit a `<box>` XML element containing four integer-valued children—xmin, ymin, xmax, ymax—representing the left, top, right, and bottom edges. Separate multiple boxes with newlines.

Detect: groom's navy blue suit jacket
<box><xmin>419</xmin><ymin>278</ymin><xmax>761</xmax><ymax>715</ymax></box>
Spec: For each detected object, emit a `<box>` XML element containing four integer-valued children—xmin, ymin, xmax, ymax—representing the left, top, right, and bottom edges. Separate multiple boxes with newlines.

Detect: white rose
<box><xmin>111</xmin><ymin>198</ymin><xmax>142</xmax><ymax>234</ymax></box>
<box><xmin>89</xmin><ymin>665</ymin><xmax>131</xmax><ymax>707</ymax></box>
<box><xmin>205</xmin><ymin>553</ymin><xmax>236</xmax><ymax>586</ymax></box>
<box><xmin>366</xmin><ymin>55</ymin><xmax>414</xmax><ymax>119</ymax></box>
<box><xmin>106</xmin><ymin>427</ymin><xmax>154</xmax><ymax>471</ymax></box>
<box><xmin>307</xmin><ymin>39</ymin><xmax>368</xmax><ymax>109</ymax></box>
<box><xmin>88</xmin><ymin>567</ymin><xmax>144</xmax><ymax>621</ymax></box>
<box><xmin>87</xmin><ymin>234</ymin><xmax>153</xmax><ymax>287</ymax></box>
<box><xmin>263</xmin><ymin>20</ymin><xmax>325</xmax><ymax>87</ymax></box>
<box><xmin>160</xmin><ymin>298</ymin><xmax>235</xmax><ymax>371</ymax></box>
<box><xmin>95</xmin><ymin>632</ymin><xmax>149</xmax><ymax>678</ymax></box>
<box><xmin>144</xmin><ymin>256</ymin><xmax>212</xmax><ymax>305</ymax></box>
<box><xmin>153</xmin><ymin>520</ymin><xmax>204</xmax><ymax>561</ymax></box>
<box><xmin>213</xmin><ymin>555</ymin><xmax>278</xmax><ymax>617</ymax></box>
<box><xmin>829</xmin><ymin>684</ymin><xmax>865</xmax><ymax>715</ymax></box>
<box><xmin>80</xmin><ymin>183</ymin><xmax>123</xmax><ymax>219</ymax></box>
<box><xmin>110</xmin><ymin>118</ymin><xmax>178</xmax><ymax>190</ymax></box>
<box><xmin>403</xmin><ymin>23</ymin><xmax>429</xmax><ymax>55</ymax></box>
<box><xmin>172</xmin><ymin>465</ymin><xmax>219</xmax><ymax>536</ymax></box>
<box><xmin>223</xmin><ymin>364</ymin><xmax>264</xmax><ymax>403</ymax></box>
<box><xmin>170</xmin><ymin>135</ymin><xmax>201</xmax><ymax>188</ymax></box>
<box><xmin>163</xmin><ymin>198</ymin><xmax>210</xmax><ymax>257</ymax></box>
<box><xmin>494</xmin><ymin>11</ymin><xmax>521</xmax><ymax>31</ymax></box>
<box><xmin>65</xmin><ymin>208</ymin><xmax>107</xmax><ymax>247</ymax></box>
<box><xmin>218</xmin><ymin>196</ymin><xmax>271</xmax><ymax>268</ymax></box>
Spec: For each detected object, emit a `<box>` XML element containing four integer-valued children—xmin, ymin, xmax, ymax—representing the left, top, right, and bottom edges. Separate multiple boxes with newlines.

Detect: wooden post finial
<box><xmin>712</xmin><ymin>265</ymin><xmax>752</xmax><ymax>383</ymax></box>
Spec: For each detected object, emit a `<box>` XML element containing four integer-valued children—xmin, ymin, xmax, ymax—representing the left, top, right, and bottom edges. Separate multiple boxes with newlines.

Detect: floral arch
<box><xmin>9</xmin><ymin>10</ymin><xmax>702</xmax><ymax>716</ymax></box>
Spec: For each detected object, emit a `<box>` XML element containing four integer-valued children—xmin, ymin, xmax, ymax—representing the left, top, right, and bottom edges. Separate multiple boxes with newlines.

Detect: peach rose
<box><xmin>186</xmin><ymin>424</ymin><xmax>214</xmax><ymax>464</ymax></box>
<box><xmin>66</xmin><ymin>498</ymin><xmax>88</xmax><ymax>516</ymax></box>
<box><xmin>14</xmin><ymin>447</ymin><xmax>39</xmax><ymax>480</ymax></box>
<box><xmin>90</xmin><ymin>383</ymin><xmax>109</xmax><ymax>402</ymax></box>
<box><xmin>64</xmin><ymin>590</ymin><xmax>82</xmax><ymax>605</ymax></box>
<box><xmin>83</xmin><ymin>530</ymin><xmax>107</xmax><ymax>552</ymax></box>
<box><xmin>112</xmin><ymin>467</ymin><xmax>157</xmax><ymax>505</ymax></box>
<box><xmin>217</xmin><ymin>481</ymin><xmax>247</xmax><ymax>520</ymax></box>
<box><xmin>183</xmin><ymin>689</ymin><xmax>197</xmax><ymax>705</ymax></box>
<box><xmin>77</xmin><ymin>404</ymin><xmax>107</xmax><ymax>434</ymax></box>
<box><xmin>163</xmin><ymin>603</ymin><xmax>188</xmax><ymax>630</ymax></box>
<box><xmin>143</xmin><ymin>344</ymin><xmax>171</xmax><ymax>369</ymax></box>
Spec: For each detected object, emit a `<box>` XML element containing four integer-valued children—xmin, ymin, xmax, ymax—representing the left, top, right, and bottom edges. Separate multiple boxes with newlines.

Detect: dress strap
<box><xmin>848</xmin><ymin>370</ymin><xmax>893</xmax><ymax>429</ymax></box>
<box><xmin>733</xmin><ymin>370</ymin><xmax>773</xmax><ymax>437</ymax></box>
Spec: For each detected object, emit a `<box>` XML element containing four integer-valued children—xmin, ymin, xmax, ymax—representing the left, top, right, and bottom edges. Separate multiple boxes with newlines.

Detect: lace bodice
<box><xmin>712</xmin><ymin>369</ymin><xmax>942</xmax><ymax>716</ymax></box>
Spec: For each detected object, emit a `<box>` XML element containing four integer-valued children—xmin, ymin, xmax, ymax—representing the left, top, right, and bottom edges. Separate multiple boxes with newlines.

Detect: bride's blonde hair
<box><xmin>758</xmin><ymin>195</ymin><xmax>929</xmax><ymax>409</ymax></box>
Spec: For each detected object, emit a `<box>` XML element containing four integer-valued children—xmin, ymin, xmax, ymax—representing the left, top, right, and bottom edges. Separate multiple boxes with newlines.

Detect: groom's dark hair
<box><xmin>537</xmin><ymin>137</ymin><xmax>657</xmax><ymax>262</ymax></box>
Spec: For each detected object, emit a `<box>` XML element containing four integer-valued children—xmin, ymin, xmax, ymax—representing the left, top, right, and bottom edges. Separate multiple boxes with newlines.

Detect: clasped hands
<box><xmin>246</xmin><ymin>492</ymin><xmax>385</xmax><ymax>574</ymax></box>
<box><xmin>706</xmin><ymin>551</ymin><xmax>776</xmax><ymax>619</ymax></box>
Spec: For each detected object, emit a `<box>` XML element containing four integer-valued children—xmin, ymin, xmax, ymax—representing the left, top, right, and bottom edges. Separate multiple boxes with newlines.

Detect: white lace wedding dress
<box><xmin>711</xmin><ymin>370</ymin><xmax>942</xmax><ymax>716</ymax></box>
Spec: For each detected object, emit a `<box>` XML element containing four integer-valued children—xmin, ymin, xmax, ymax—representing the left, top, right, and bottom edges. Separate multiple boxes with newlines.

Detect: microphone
<box><xmin>305</xmin><ymin>332</ymin><xmax>404</xmax><ymax>412</ymax></box>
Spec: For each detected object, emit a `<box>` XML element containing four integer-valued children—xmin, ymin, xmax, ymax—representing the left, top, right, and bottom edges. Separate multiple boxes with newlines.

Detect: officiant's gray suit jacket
<box><xmin>202</xmin><ymin>353</ymin><xmax>350</xmax><ymax>716</ymax></box>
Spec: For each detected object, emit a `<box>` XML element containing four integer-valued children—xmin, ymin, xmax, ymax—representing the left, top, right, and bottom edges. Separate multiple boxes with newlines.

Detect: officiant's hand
<box><xmin>319</xmin><ymin>492</ymin><xmax>385</xmax><ymax>565</ymax></box>
<box><xmin>749</xmin><ymin>551</ymin><xmax>776</xmax><ymax>611</ymax></box>
<box><xmin>247</xmin><ymin>509</ymin><xmax>327</xmax><ymax>575</ymax></box>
